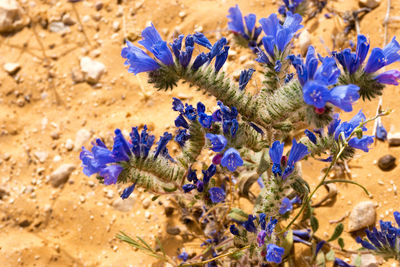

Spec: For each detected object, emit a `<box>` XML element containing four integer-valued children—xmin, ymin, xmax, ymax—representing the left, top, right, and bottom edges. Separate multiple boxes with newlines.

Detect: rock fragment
<box><xmin>0</xmin><ymin>0</ymin><xmax>25</xmax><ymax>33</ymax></box>
<box><xmin>359</xmin><ymin>0</ymin><xmax>381</xmax><ymax>9</ymax></box>
<box><xmin>3</xmin><ymin>62</ymin><xmax>20</xmax><ymax>75</ymax></box>
<box><xmin>377</xmin><ymin>154</ymin><xmax>396</xmax><ymax>171</ymax></box>
<box><xmin>348</xmin><ymin>201</ymin><xmax>376</xmax><ymax>232</ymax></box>
<box><xmin>112</xmin><ymin>198</ymin><xmax>135</xmax><ymax>212</ymax></box>
<box><xmin>80</xmin><ymin>56</ymin><xmax>105</xmax><ymax>84</ymax></box>
<box><xmin>50</xmin><ymin>164</ymin><xmax>76</xmax><ymax>187</ymax></box>
<box><xmin>166</xmin><ymin>226</ymin><xmax>181</xmax><ymax>235</ymax></box>
<box><xmin>351</xmin><ymin>254</ymin><xmax>379</xmax><ymax>267</ymax></box>
<box><xmin>74</xmin><ymin>129</ymin><xmax>91</xmax><ymax>151</ymax></box>
<box><xmin>299</xmin><ymin>29</ymin><xmax>311</xmax><ymax>56</ymax></box>
<box><xmin>388</xmin><ymin>132</ymin><xmax>400</xmax><ymax>146</ymax></box>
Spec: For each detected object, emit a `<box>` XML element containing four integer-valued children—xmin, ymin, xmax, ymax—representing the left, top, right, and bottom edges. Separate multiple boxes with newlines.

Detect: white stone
<box><xmin>49</xmin><ymin>21</ymin><xmax>69</xmax><ymax>34</ymax></box>
<box><xmin>142</xmin><ymin>198</ymin><xmax>151</xmax><ymax>209</ymax></box>
<box><xmin>359</xmin><ymin>0</ymin><xmax>381</xmax><ymax>9</ymax></box>
<box><xmin>3</xmin><ymin>62</ymin><xmax>20</xmax><ymax>75</ymax></box>
<box><xmin>80</xmin><ymin>57</ymin><xmax>105</xmax><ymax>84</ymax></box>
<box><xmin>299</xmin><ymin>30</ymin><xmax>311</xmax><ymax>56</ymax></box>
<box><xmin>388</xmin><ymin>132</ymin><xmax>400</xmax><ymax>146</ymax></box>
<box><xmin>65</xmin><ymin>139</ymin><xmax>74</xmax><ymax>151</ymax></box>
<box><xmin>74</xmin><ymin>129</ymin><xmax>91</xmax><ymax>151</ymax></box>
<box><xmin>145</xmin><ymin>211</ymin><xmax>151</xmax><ymax>219</ymax></box>
<box><xmin>33</xmin><ymin>151</ymin><xmax>48</xmax><ymax>163</ymax></box>
<box><xmin>112</xmin><ymin>21</ymin><xmax>120</xmax><ymax>32</ymax></box>
<box><xmin>50</xmin><ymin>164</ymin><xmax>76</xmax><ymax>187</ymax></box>
<box><xmin>351</xmin><ymin>254</ymin><xmax>378</xmax><ymax>267</ymax></box>
<box><xmin>0</xmin><ymin>0</ymin><xmax>24</xmax><ymax>33</ymax></box>
<box><xmin>112</xmin><ymin>198</ymin><xmax>135</xmax><ymax>212</ymax></box>
<box><xmin>348</xmin><ymin>201</ymin><xmax>376</xmax><ymax>232</ymax></box>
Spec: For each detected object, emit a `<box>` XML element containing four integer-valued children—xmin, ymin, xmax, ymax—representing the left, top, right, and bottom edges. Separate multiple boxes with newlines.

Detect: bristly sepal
<box><xmin>148</xmin><ymin>65</ymin><xmax>180</xmax><ymax>91</ymax></box>
<box><xmin>338</xmin><ymin>70</ymin><xmax>385</xmax><ymax>101</ymax></box>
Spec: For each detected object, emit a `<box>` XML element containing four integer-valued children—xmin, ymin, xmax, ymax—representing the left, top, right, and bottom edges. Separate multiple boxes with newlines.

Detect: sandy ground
<box><xmin>0</xmin><ymin>0</ymin><xmax>399</xmax><ymax>266</ymax></box>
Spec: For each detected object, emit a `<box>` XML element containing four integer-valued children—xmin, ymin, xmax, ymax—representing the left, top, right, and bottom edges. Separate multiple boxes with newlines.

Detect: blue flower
<box><xmin>334</xmin><ymin>110</ymin><xmax>366</xmax><ymax>140</ymax></box>
<box><xmin>206</xmin><ymin>134</ymin><xmax>227</xmax><ymax>152</ymax></box>
<box><xmin>183</xmin><ymin>184</ymin><xmax>197</xmax><ymax>193</ymax></box>
<box><xmin>282</xmin><ymin>139</ymin><xmax>309</xmax><ymax>179</ymax></box>
<box><xmin>365</xmin><ymin>37</ymin><xmax>400</xmax><ymax>73</ymax></box>
<box><xmin>198</xmin><ymin>112</ymin><xmax>213</xmax><ymax>128</ymax></box>
<box><xmin>171</xmin><ymin>35</ymin><xmax>195</xmax><ymax>68</ymax></box>
<box><xmin>221</xmin><ymin>148</ymin><xmax>243</xmax><ymax>172</ymax></box>
<box><xmin>178</xmin><ymin>251</ymin><xmax>189</xmax><ymax>262</ymax></box>
<box><xmin>175</xmin><ymin>129</ymin><xmax>190</xmax><ymax>147</ymax></box>
<box><xmin>230</xmin><ymin>225</ymin><xmax>240</xmax><ymax>236</ymax></box>
<box><xmin>130</xmin><ymin>125</ymin><xmax>155</xmax><ymax>158</ymax></box>
<box><xmin>209</xmin><ymin>38</ymin><xmax>227</xmax><ymax>61</ymax></box>
<box><xmin>257</xmin><ymin>230</ymin><xmax>267</xmax><ymax>247</ymax></box>
<box><xmin>187</xmin><ymin>168</ymin><xmax>198</xmax><ymax>183</ymax></box>
<box><xmin>193</xmin><ymin>32</ymin><xmax>212</xmax><ymax>49</ymax></box>
<box><xmin>121</xmin><ymin>183</ymin><xmax>136</xmax><ymax>199</ymax></box>
<box><xmin>266</xmin><ymin>217</ymin><xmax>278</xmax><ymax>236</ymax></box>
<box><xmin>154</xmin><ymin>132</ymin><xmax>172</xmax><ymax>159</ymax></box>
<box><xmin>215</xmin><ymin>46</ymin><xmax>230</xmax><ymax>72</ymax></box>
<box><xmin>375</xmin><ymin>69</ymin><xmax>400</xmax><ymax>85</ymax></box>
<box><xmin>121</xmin><ymin>41</ymin><xmax>160</xmax><ymax>75</ymax></box>
<box><xmin>288</xmin><ymin>46</ymin><xmax>319</xmax><ymax>86</ymax></box>
<box><xmin>259</xmin><ymin>213</ymin><xmax>267</xmax><ymax>229</ymax></box>
<box><xmin>209</xmin><ymin>187</ymin><xmax>226</xmax><ymax>203</ymax></box>
<box><xmin>242</xmin><ymin>215</ymin><xmax>257</xmax><ymax>232</ymax></box>
<box><xmin>376</xmin><ymin>118</ymin><xmax>387</xmax><ymax>141</ymax></box>
<box><xmin>333</xmin><ymin>34</ymin><xmax>369</xmax><ymax>74</ymax></box>
<box><xmin>172</xmin><ymin>97</ymin><xmax>184</xmax><ymax>112</ymax></box>
<box><xmin>269</xmin><ymin>141</ymin><xmax>284</xmax><ymax>176</ymax></box>
<box><xmin>266</xmin><ymin>244</ymin><xmax>285</xmax><ymax>263</ymax></box>
<box><xmin>279</xmin><ymin>0</ymin><xmax>305</xmax><ymax>15</ymax></box>
<box><xmin>334</xmin><ymin>258</ymin><xmax>353</xmax><ymax>267</ymax></box>
<box><xmin>238</xmin><ymin>68</ymin><xmax>255</xmax><ymax>90</ymax></box>
<box><xmin>138</xmin><ymin>23</ymin><xmax>174</xmax><ymax>66</ymax></box>
<box><xmin>258</xmin><ymin>12</ymin><xmax>303</xmax><ymax>58</ymax></box>
<box><xmin>315</xmin><ymin>241</ymin><xmax>325</xmax><ymax>255</ymax></box>
<box><xmin>184</xmin><ymin>104</ymin><xmax>197</xmax><ymax>121</ymax></box>
<box><xmin>305</xmin><ymin>129</ymin><xmax>317</xmax><ymax>144</ymax></box>
<box><xmin>202</xmin><ymin>164</ymin><xmax>217</xmax><ymax>185</ymax></box>
<box><xmin>348</xmin><ymin>136</ymin><xmax>374</xmax><ymax>152</ymax></box>
<box><xmin>227</xmin><ymin>5</ymin><xmax>245</xmax><ymax>37</ymax></box>
<box><xmin>328</xmin><ymin>84</ymin><xmax>360</xmax><ymax>112</ymax></box>
<box><xmin>302</xmin><ymin>80</ymin><xmax>332</xmax><ymax>109</ymax></box>
<box><xmin>192</xmin><ymin>52</ymin><xmax>209</xmax><ymax>70</ymax></box>
<box><xmin>100</xmin><ymin>165</ymin><xmax>124</xmax><ymax>185</ymax></box>
<box><xmin>279</xmin><ymin>197</ymin><xmax>293</xmax><ymax>214</ymax></box>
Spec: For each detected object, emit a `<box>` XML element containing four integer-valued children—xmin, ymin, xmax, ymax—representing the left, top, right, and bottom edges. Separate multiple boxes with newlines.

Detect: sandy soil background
<box><xmin>0</xmin><ymin>0</ymin><xmax>399</xmax><ymax>266</ymax></box>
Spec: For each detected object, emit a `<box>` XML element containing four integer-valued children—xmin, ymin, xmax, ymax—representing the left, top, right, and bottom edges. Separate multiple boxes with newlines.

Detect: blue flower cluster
<box><xmin>227</xmin><ymin>5</ymin><xmax>262</xmax><ymax>51</ymax></box>
<box><xmin>289</xmin><ymin>46</ymin><xmax>360</xmax><ymax>112</ymax></box>
<box><xmin>278</xmin><ymin>0</ymin><xmax>305</xmax><ymax>16</ymax></box>
<box><xmin>269</xmin><ymin>138</ymin><xmax>309</xmax><ymax>179</ymax></box>
<box><xmin>356</xmin><ymin>211</ymin><xmax>400</xmax><ymax>259</ymax></box>
<box><xmin>80</xmin><ymin>126</ymin><xmax>173</xmax><ymax>198</ymax></box>
<box><xmin>334</xmin><ymin>35</ymin><xmax>400</xmax><ymax>85</ymax></box>
<box><xmin>279</xmin><ymin>196</ymin><xmax>301</xmax><ymax>215</ymax></box>
<box><xmin>257</xmin><ymin>12</ymin><xmax>303</xmax><ymax>65</ymax></box>
<box><xmin>122</xmin><ymin>24</ymin><xmax>230</xmax><ymax>75</ymax></box>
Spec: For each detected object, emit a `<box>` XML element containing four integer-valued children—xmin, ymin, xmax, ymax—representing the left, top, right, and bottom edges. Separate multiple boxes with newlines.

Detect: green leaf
<box><xmin>228</xmin><ymin>208</ymin><xmax>249</xmax><ymax>222</ymax></box>
<box><xmin>316</xmin><ymin>251</ymin><xmax>325</xmax><ymax>267</ymax></box>
<box><xmin>136</xmin><ymin>236</ymin><xmax>153</xmax><ymax>251</ymax></box>
<box><xmin>354</xmin><ymin>254</ymin><xmax>362</xmax><ymax>267</ymax></box>
<box><xmin>302</xmin><ymin>201</ymin><xmax>312</xmax><ymax>221</ymax></box>
<box><xmin>155</xmin><ymin>237</ymin><xmax>165</xmax><ymax>257</ymax></box>
<box><xmin>229</xmin><ymin>250</ymin><xmax>244</xmax><ymax>260</ymax></box>
<box><xmin>151</xmin><ymin>195</ymin><xmax>160</xmax><ymax>201</ymax></box>
<box><xmin>323</xmin><ymin>180</ymin><xmax>369</xmax><ymax>196</ymax></box>
<box><xmin>281</xmin><ymin>230</ymin><xmax>293</xmax><ymax>258</ymax></box>
<box><xmin>338</xmin><ymin>237</ymin><xmax>345</xmax><ymax>250</ymax></box>
<box><xmin>325</xmin><ymin>250</ymin><xmax>335</xmax><ymax>261</ymax></box>
<box><xmin>328</xmin><ymin>223</ymin><xmax>344</xmax><ymax>241</ymax></box>
<box><xmin>311</xmin><ymin>216</ymin><xmax>319</xmax><ymax>232</ymax></box>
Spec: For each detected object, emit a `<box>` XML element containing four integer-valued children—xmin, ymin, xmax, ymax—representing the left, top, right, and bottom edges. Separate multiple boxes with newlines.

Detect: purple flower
<box><xmin>171</xmin><ymin>35</ymin><xmax>195</xmax><ymax>67</ymax></box>
<box><xmin>375</xmin><ymin>69</ymin><xmax>400</xmax><ymax>85</ymax></box>
<box><xmin>172</xmin><ymin>97</ymin><xmax>184</xmax><ymax>113</ymax></box>
<box><xmin>266</xmin><ymin>218</ymin><xmax>278</xmax><ymax>236</ymax></box>
<box><xmin>230</xmin><ymin>225</ymin><xmax>240</xmax><ymax>236</ymax></box>
<box><xmin>178</xmin><ymin>251</ymin><xmax>189</xmax><ymax>262</ymax></box>
<box><xmin>100</xmin><ymin>165</ymin><xmax>124</xmax><ymax>185</ymax></box>
<box><xmin>221</xmin><ymin>148</ymin><xmax>243</xmax><ymax>172</ymax></box>
<box><xmin>279</xmin><ymin>197</ymin><xmax>293</xmax><ymax>214</ymax></box>
<box><xmin>198</xmin><ymin>112</ymin><xmax>213</xmax><ymax>128</ymax></box>
<box><xmin>328</xmin><ymin>84</ymin><xmax>360</xmax><ymax>112</ymax></box>
<box><xmin>269</xmin><ymin>141</ymin><xmax>284</xmax><ymax>176</ymax></box>
<box><xmin>175</xmin><ymin>129</ymin><xmax>190</xmax><ymax>147</ymax></box>
<box><xmin>184</xmin><ymin>104</ymin><xmax>197</xmax><ymax>120</ymax></box>
<box><xmin>209</xmin><ymin>187</ymin><xmax>226</xmax><ymax>203</ymax></box>
<box><xmin>206</xmin><ymin>134</ymin><xmax>227</xmax><ymax>152</ymax></box>
<box><xmin>305</xmin><ymin>129</ymin><xmax>317</xmax><ymax>144</ymax></box>
<box><xmin>202</xmin><ymin>164</ymin><xmax>217</xmax><ymax>185</ymax></box>
<box><xmin>121</xmin><ymin>183</ymin><xmax>136</xmax><ymax>199</ymax></box>
<box><xmin>266</xmin><ymin>244</ymin><xmax>284</xmax><ymax>263</ymax></box>
<box><xmin>154</xmin><ymin>132</ymin><xmax>172</xmax><ymax>159</ymax></box>
<box><xmin>257</xmin><ymin>230</ymin><xmax>267</xmax><ymax>247</ymax></box>
<box><xmin>242</xmin><ymin>215</ymin><xmax>257</xmax><ymax>232</ymax></box>
<box><xmin>334</xmin><ymin>258</ymin><xmax>353</xmax><ymax>267</ymax></box>
<box><xmin>288</xmin><ymin>46</ymin><xmax>318</xmax><ymax>86</ymax></box>
<box><xmin>282</xmin><ymin>139</ymin><xmax>309</xmax><ymax>179</ymax></box>
<box><xmin>192</xmin><ymin>52</ymin><xmax>209</xmax><ymax>70</ymax></box>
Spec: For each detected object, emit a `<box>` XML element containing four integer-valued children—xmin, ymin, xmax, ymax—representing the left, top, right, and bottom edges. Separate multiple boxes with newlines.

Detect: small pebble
<box><xmin>377</xmin><ymin>154</ymin><xmax>396</xmax><ymax>171</ymax></box>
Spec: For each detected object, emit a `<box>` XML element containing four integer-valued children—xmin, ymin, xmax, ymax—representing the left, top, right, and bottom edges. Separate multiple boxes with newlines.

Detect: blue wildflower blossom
<box><xmin>178</xmin><ymin>251</ymin><xmax>189</xmax><ymax>262</ymax></box>
<box><xmin>206</xmin><ymin>134</ymin><xmax>227</xmax><ymax>152</ymax></box>
<box><xmin>121</xmin><ymin>41</ymin><xmax>160</xmax><ymax>75</ymax></box>
<box><xmin>187</xmin><ymin>168</ymin><xmax>198</xmax><ymax>183</ymax></box>
<box><xmin>198</xmin><ymin>112</ymin><xmax>213</xmax><ymax>128</ymax></box>
<box><xmin>215</xmin><ymin>46</ymin><xmax>230</xmax><ymax>72</ymax></box>
<box><xmin>258</xmin><ymin>12</ymin><xmax>303</xmax><ymax>60</ymax></box>
<box><xmin>287</xmin><ymin>46</ymin><xmax>319</xmax><ymax>86</ymax></box>
<box><xmin>315</xmin><ymin>241</ymin><xmax>326</xmax><ymax>255</ymax></box>
<box><xmin>121</xmin><ymin>183</ymin><xmax>136</xmax><ymax>199</ymax></box>
<box><xmin>193</xmin><ymin>32</ymin><xmax>212</xmax><ymax>49</ymax></box>
<box><xmin>230</xmin><ymin>224</ymin><xmax>240</xmax><ymax>236</ymax></box>
<box><xmin>333</xmin><ymin>110</ymin><xmax>366</xmax><ymax>140</ymax></box>
<box><xmin>227</xmin><ymin>5</ymin><xmax>262</xmax><ymax>50</ymax></box>
<box><xmin>375</xmin><ymin>69</ymin><xmax>400</xmax><ymax>85</ymax></box>
<box><xmin>203</xmin><ymin>164</ymin><xmax>217</xmax><ymax>185</ymax></box>
<box><xmin>184</xmin><ymin>104</ymin><xmax>197</xmax><ymax>120</ymax></box>
<box><xmin>154</xmin><ymin>132</ymin><xmax>172</xmax><ymax>159</ymax></box>
<box><xmin>269</xmin><ymin>140</ymin><xmax>285</xmax><ymax>176</ymax></box>
<box><xmin>266</xmin><ymin>217</ymin><xmax>278</xmax><ymax>236</ymax></box>
<box><xmin>365</xmin><ymin>37</ymin><xmax>400</xmax><ymax>74</ymax></box>
<box><xmin>138</xmin><ymin>23</ymin><xmax>174</xmax><ymax>66</ymax></box>
<box><xmin>305</xmin><ymin>129</ymin><xmax>317</xmax><ymax>144</ymax></box>
<box><xmin>172</xmin><ymin>97</ymin><xmax>184</xmax><ymax>112</ymax></box>
<box><xmin>376</xmin><ymin>118</ymin><xmax>387</xmax><ymax>141</ymax></box>
<box><xmin>282</xmin><ymin>139</ymin><xmax>309</xmax><ymax>179</ymax></box>
<box><xmin>217</xmin><ymin>101</ymin><xmax>239</xmax><ymax>137</ymax></box>
<box><xmin>334</xmin><ymin>258</ymin><xmax>353</xmax><ymax>267</ymax></box>
<box><xmin>242</xmin><ymin>215</ymin><xmax>257</xmax><ymax>233</ymax></box>
<box><xmin>279</xmin><ymin>0</ymin><xmax>305</xmax><ymax>16</ymax></box>
<box><xmin>175</xmin><ymin>112</ymin><xmax>190</xmax><ymax>128</ymax></box>
<box><xmin>279</xmin><ymin>197</ymin><xmax>293</xmax><ymax>214</ymax></box>
<box><xmin>171</xmin><ymin>35</ymin><xmax>195</xmax><ymax>68</ymax></box>
<box><xmin>192</xmin><ymin>52</ymin><xmax>209</xmax><ymax>70</ymax></box>
<box><xmin>221</xmin><ymin>148</ymin><xmax>244</xmax><ymax>172</ymax></box>
<box><xmin>348</xmin><ymin>136</ymin><xmax>374</xmax><ymax>152</ymax></box>
<box><xmin>209</xmin><ymin>187</ymin><xmax>226</xmax><ymax>203</ymax></box>
<box><xmin>175</xmin><ymin>129</ymin><xmax>190</xmax><ymax>147</ymax></box>
<box><xmin>239</xmin><ymin>68</ymin><xmax>255</xmax><ymax>90</ymax></box>
<box><xmin>182</xmin><ymin>184</ymin><xmax>197</xmax><ymax>193</ymax></box>
<box><xmin>266</xmin><ymin>244</ymin><xmax>285</xmax><ymax>264</ymax></box>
